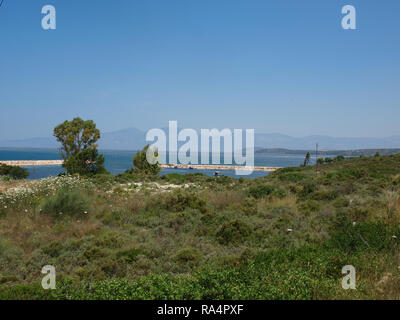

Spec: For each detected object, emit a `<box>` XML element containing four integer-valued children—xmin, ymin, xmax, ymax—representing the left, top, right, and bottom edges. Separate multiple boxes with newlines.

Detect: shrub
<box><xmin>298</xmin><ymin>200</ymin><xmax>320</xmax><ymax>213</ymax></box>
<box><xmin>312</xmin><ymin>190</ymin><xmax>338</xmax><ymax>201</ymax></box>
<box><xmin>248</xmin><ymin>185</ymin><xmax>273</xmax><ymax>199</ymax></box>
<box><xmin>0</xmin><ymin>164</ymin><xmax>29</xmax><ymax>180</ymax></box>
<box><xmin>132</xmin><ymin>145</ymin><xmax>161</xmax><ymax>176</ymax></box>
<box><xmin>248</xmin><ymin>185</ymin><xmax>286</xmax><ymax>199</ymax></box>
<box><xmin>174</xmin><ymin>247</ymin><xmax>201</xmax><ymax>267</ymax></box>
<box><xmin>40</xmin><ymin>189</ymin><xmax>91</xmax><ymax>218</ymax></box>
<box><xmin>160</xmin><ymin>190</ymin><xmax>207</xmax><ymax>213</ymax></box>
<box><xmin>340</xmin><ymin>168</ymin><xmax>365</xmax><ymax>179</ymax></box>
<box><xmin>333</xmin><ymin>197</ymin><xmax>349</xmax><ymax>208</ymax></box>
<box><xmin>42</xmin><ymin>241</ymin><xmax>64</xmax><ymax>258</ymax></box>
<box><xmin>298</xmin><ymin>182</ymin><xmax>317</xmax><ymax>198</ymax></box>
<box><xmin>278</xmin><ymin>172</ymin><xmax>306</xmax><ymax>183</ymax></box>
<box><xmin>216</xmin><ymin>220</ymin><xmax>252</xmax><ymax>245</ymax></box>
<box><xmin>0</xmin><ymin>164</ymin><xmax>12</xmax><ymax>176</ymax></box>
<box><xmin>276</xmin><ymin>167</ymin><xmax>298</xmax><ymax>174</ymax></box>
<box><xmin>161</xmin><ymin>173</ymin><xmax>187</xmax><ymax>184</ymax></box>
<box><xmin>328</xmin><ymin>218</ymin><xmax>400</xmax><ymax>252</ymax></box>
<box><xmin>333</xmin><ymin>155</ymin><xmax>345</xmax><ymax>162</ymax></box>
<box><xmin>116</xmin><ymin>248</ymin><xmax>147</xmax><ymax>262</ymax></box>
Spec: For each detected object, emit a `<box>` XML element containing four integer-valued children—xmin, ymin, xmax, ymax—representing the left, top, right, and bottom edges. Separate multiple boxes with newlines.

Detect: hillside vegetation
<box><xmin>1</xmin><ymin>154</ymin><xmax>400</xmax><ymax>299</ymax></box>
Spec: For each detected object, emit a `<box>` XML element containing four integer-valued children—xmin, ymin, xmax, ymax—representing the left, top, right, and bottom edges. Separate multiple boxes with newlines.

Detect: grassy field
<box><xmin>1</xmin><ymin>154</ymin><xmax>400</xmax><ymax>299</ymax></box>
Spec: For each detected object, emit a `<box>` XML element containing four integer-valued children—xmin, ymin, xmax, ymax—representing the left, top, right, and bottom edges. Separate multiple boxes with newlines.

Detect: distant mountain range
<box><xmin>1</xmin><ymin>128</ymin><xmax>400</xmax><ymax>151</ymax></box>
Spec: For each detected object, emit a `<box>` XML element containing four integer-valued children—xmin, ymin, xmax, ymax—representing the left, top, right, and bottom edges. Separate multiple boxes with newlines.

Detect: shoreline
<box><xmin>0</xmin><ymin>160</ymin><xmax>281</xmax><ymax>172</ymax></box>
<box><xmin>0</xmin><ymin>160</ymin><xmax>63</xmax><ymax>166</ymax></box>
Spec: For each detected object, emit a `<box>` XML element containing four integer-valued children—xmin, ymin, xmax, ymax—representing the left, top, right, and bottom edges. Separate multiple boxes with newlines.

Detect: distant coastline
<box><xmin>255</xmin><ymin>148</ymin><xmax>400</xmax><ymax>157</ymax></box>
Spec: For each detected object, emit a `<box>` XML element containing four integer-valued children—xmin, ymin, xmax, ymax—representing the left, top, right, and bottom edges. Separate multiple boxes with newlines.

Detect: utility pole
<box><xmin>315</xmin><ymin>142</ymin><xmax>319</xmax><ymax>172</ymax></box>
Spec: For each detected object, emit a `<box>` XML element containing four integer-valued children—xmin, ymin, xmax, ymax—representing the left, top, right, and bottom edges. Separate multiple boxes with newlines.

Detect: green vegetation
<box><xmin>131</xmin><ymin>144</ymin><xmax>161</xmax><ymax>176</ymax></box>
<box><xmin>0</xmin><ymin>164</ymin><xmax>29</xmax><ymax>180</ymax></box>
<box><xmin>1</xmin><ymin>154</ymin><xmax>400</xmax><ymax>299</ymax></box>
<box><xmin>53</xmin><ymin>118</ymin><xmax>107</xmax><ymax>176</ymax></box>
<box><xmin>40</xmin><ymin>189</ymin><xmax>91</xmax><ymax>218</ymax></box>
<box><xmin>303</xmin><ymin>152</ymin><xmax>311</xmax><ymax>166</ymax></box>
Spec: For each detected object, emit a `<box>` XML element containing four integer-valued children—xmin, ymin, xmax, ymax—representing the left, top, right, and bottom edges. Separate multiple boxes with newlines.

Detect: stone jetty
<box><xmin>0</xmin><ymin>160</ymin><xmax>281</xmax><ymax>172</ymax></box>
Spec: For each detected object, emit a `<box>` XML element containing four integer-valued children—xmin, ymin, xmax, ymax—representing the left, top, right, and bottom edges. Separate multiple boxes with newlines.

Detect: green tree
<box><xmin>334</xmin><ymin>155</ymin><xmax>345</xmax><ymax>162</ymax></box>
<box><xmin>63</xmin><ymin>147</ymin><xmax>107</xmax><ymax>176</ymax></box>
<box><xmin>304</xmin><ymin>152</ymin><xmax>311</xmax><ymax>166</ymax></box>
<box><xmin>53</xmin><ymin>118</ymin><xmax>106</xmax><ymax>175</ymax></box>
<box><xmin>0</xmin><ymin>164</ymin><xmax>29</xmax><ymax>180</ymax></box>
<box><xmin>54</xmin><ymin>118</ymin><xmax>100</xmax><ymax>160</ymax></box>
<box><xmin>132</xmin><ymin>145</ymin><xmax>161</xmax><ymax>176</ymax></box>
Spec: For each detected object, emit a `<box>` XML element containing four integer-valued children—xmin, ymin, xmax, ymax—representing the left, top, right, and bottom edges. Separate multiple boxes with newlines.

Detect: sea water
<box><xmin>0</xmin><ymin>148</ymin><xmax>322</xmax><ymax>180</ymax></box>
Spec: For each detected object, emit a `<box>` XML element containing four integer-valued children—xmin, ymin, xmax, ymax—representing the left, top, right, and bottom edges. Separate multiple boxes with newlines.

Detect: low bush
<box><xmin>0</xmin><ymin>164</ymin><xmax>29</xmax><ymax>180</ymax></box>
<box><xmin>298</xmin><ymin>200</ymin><xmax>320</xmax><ymax>213</ymax></box>
<box><xmin>216</xmin><ymin>219</ymin><xmax>252</xmax><ymax>245</ymax></box>
<box><xmin>159</xmin><ymin>190</ymin><xmax>207</xmax><ymax>213</ymax></box>
<box><xmin>248</xmin><ymin>185</ymin><xmax>287</xmax><ymax>199</ymax></box>
<box><xmin>299</xmin><ymin>182</ymin><xmax>317</xmax><ymax>198</ymax></box>
<box><xmin>174</xmin><ymin>247</ymin><xmax>201</xmax><ymax>268</ymax></box>
<box><xmin>312</xmin><ymin>190</ymin><xmax>338</xmax><ymax>201</ymax></box>
<box><xmin>278</xmin><ymin>172</ymin><xmax>306</xmax><ymax>183</ymax></box>
<box><xmin>40</xmin><ymin>189</ymin><xmax>91</xmax><ymax>218</ymax></box>
<box><xmin>116</xmin><ymin>248</ymin><xmax>147</xmax><ymax>262</ymax></box>
<box><xmin>328</xmin><ymin>218</ymin><xmax>400</xmax><ymax>252</ymax></box>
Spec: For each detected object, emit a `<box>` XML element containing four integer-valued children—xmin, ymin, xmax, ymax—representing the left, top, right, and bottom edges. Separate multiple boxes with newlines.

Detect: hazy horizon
<box><xmin>3</xmin><ymin>125</ymin><xmax>400</xmax><ymax>141</ymax></box>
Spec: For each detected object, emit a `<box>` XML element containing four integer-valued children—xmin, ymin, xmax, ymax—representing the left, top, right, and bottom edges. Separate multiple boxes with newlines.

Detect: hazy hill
<box><xmin>1</xmin><ymin>128</ymin><xmax>400</xmax><ymax>151</ymax></box>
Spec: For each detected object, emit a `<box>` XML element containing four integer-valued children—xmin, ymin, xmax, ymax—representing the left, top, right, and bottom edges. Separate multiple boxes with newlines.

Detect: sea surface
<box><xmin>0</xmin><ymin>148</ymin><xmax>324</xmax><ymax>180</ymax></box>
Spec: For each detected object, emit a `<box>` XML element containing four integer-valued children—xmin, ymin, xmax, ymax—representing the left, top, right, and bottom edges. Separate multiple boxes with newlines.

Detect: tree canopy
<box><xmin>132</xmin><ymin>145</ymin><xmax>161</xmax><ymax>176</ymax></box>
<box><xmin>303</xmin><ymin>152</ymin><xmax>311</xmax><ymax>166</ymax></box>
<box><xmin>0</xmin><ymin>164</ymin><xmax>29</xmax><ymax>180</ymax></box>
<box><xmin>53</xmin><ymin>118</ymin><xmax>106</xmax><ymax>176</ymax></box>
<box><xmin>53</xmin><ymin>118</ymin><xmax>100</xmax><ymax>161</ymax></box>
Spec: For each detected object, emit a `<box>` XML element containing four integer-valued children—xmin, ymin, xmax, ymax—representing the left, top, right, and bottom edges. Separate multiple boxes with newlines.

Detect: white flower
<box><xmin>287</xmin><ymin>228</ymin><xmax>293</xmax><ymax>232</ymax></box>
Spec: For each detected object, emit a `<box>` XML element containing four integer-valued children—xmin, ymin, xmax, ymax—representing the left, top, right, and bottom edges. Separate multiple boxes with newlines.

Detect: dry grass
<box><xmin>0</xmin><ymin>208</ymin><xmax>101</xmax><ymax>254</ymax></box>
<box><xmin>206</xmin><ymin>190</ymin><xmax>243</xmax><ymax>210</ymax></box>
<box><xmin>382</xmin><ymin>189</ymin><xmax>400</xmax><ymax>222</ymax></box>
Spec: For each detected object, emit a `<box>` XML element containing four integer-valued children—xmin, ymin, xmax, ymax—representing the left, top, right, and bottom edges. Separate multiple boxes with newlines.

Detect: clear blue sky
<box><xmin>0</xmin><ymin>0</ymin><xmax>399</xmax><ymax>140</ymax></box>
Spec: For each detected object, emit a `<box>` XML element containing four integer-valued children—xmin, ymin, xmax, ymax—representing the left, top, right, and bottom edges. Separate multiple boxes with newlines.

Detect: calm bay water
<box><xmin>0</xmin><ymin>148</ymin><xmax>321</xmax><ymax>180</ymax></box>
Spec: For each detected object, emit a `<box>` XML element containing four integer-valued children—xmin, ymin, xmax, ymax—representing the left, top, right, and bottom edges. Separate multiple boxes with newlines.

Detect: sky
<box><xmin>0</xmin><ymin>0</ymin><xmax>399</xmax><ymax>140</ymax></box>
